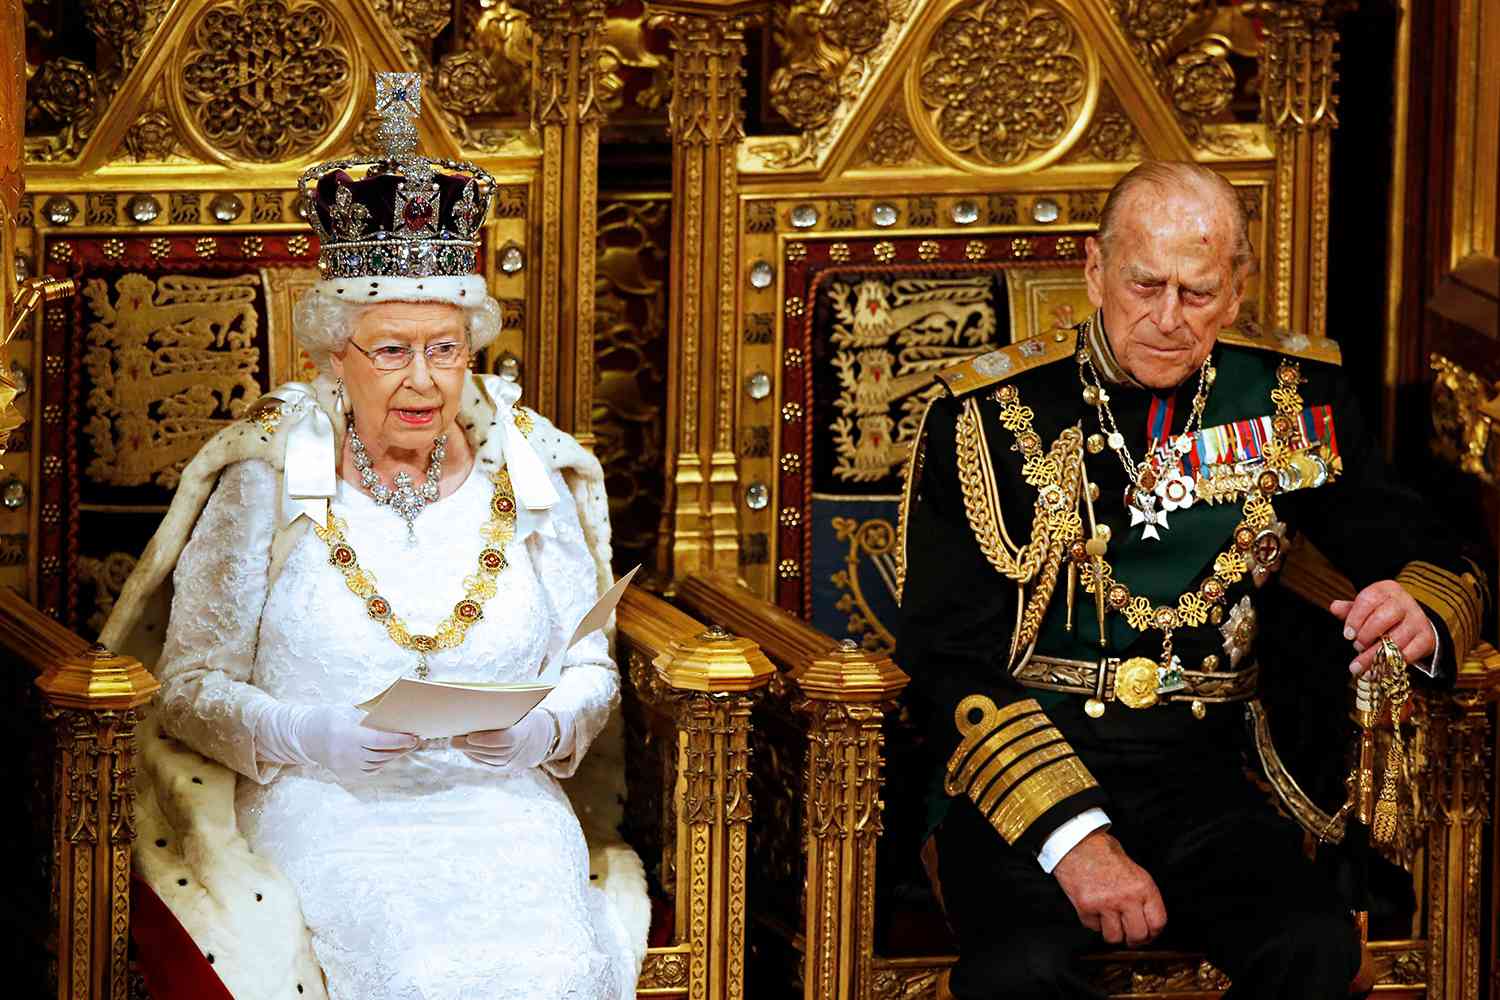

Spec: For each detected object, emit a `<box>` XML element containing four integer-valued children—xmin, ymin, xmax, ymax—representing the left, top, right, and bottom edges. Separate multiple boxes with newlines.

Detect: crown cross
<box><xmin>375</xmin><ymin>72</ymin><xmax>422</xmax><ymax>162</ymax></box>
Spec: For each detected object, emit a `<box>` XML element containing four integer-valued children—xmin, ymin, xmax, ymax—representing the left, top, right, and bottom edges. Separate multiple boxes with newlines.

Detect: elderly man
<box><xmin>896</xmin><ymin>161</ymin><xmax>1485</xmax><ymax>998</ymax></box>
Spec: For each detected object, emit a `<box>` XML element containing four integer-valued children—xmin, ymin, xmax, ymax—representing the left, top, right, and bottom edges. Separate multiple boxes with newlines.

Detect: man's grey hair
<box><xmin>1097</xmin><ymin>161</ymin><xmax>1258</xmax><ymax>279</ymax></box>
<box><xmin>291</xmin><ymin>292</ymin><xmax>501</xmax><ymax>373</ymax></box>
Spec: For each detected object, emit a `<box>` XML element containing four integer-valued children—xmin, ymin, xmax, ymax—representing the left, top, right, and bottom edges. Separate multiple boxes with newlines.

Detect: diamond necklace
<box><xmin>1077</xmin><ymin>330</ymin><xmax>1214</xmax><ymax>541</ymax></box>
<box><xmin>349</xmin><ymin>426</ymin><xmax>446</xmax><ymax>541</ymax></box>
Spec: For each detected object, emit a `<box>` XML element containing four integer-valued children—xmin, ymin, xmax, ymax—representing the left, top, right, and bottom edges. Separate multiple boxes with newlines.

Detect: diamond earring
<box><xmin>335</xmin><ymin>377</ymin><xmax>347</xmax><ymax>416</ymax></box>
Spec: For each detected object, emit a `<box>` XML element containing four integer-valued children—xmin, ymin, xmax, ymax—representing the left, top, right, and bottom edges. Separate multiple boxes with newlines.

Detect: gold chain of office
<box><xmin>989</xmin><ymin>360</ymin><xmax>1306</xmax><ymax>673</ymax></box>
<box><xmin>314</xmin><ymin>467</ymin><xmax>519</xmax><ymax>678</ymax></box>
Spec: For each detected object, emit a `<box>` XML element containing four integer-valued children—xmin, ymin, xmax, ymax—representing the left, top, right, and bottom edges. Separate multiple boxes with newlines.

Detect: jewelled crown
<box><xmin>299</xmin><ymin>73</ymin><xmax>494</xmax><ymax>283</ymax></box>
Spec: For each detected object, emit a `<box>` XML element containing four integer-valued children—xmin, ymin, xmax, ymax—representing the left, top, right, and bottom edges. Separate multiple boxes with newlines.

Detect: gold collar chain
<box><xmin>994</xmin><ymin>359</ymin><xmax>1307</xmax><ymax>706</ymax></box>
<box><xmin>315</xmin><ymin>467</ymin><xmax>518</xmax><ymax>678</ymax></box>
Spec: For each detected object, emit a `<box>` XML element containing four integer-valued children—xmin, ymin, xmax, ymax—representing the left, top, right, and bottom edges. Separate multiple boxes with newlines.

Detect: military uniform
<box><xmin>896</xmin><ymin>314</ymin><xmax>1486</xmax><ymax>999</ymax></box>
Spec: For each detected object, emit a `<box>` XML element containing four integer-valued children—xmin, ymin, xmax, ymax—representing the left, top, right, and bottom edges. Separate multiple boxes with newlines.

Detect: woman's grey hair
<box><xmin>292</xmin><ymin>291</ymin><xmax>502</xmax><ymax>372</ymax></box>
<box><xmin>1097</xmin><ymin>161</ymin><xmax>1258</xmax><ymax>279</ymax></box>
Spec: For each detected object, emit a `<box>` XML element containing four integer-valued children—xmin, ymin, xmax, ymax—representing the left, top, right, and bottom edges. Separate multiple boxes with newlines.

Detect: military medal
<box><xmin>1077</xmin><ymin>326</ymin><xmax>1215</xmax><ymax>542</ymax></box>
<box><xmin>1125</xmin><ymin>486</ymin><xmax>1169</xmax><ymax>541</ymax></box>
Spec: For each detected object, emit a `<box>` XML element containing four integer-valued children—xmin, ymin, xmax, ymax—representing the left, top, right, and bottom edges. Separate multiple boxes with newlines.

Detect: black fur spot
<box><xmin>191</xmin><ymin>776</ymin><xmax>202</xmax><ymax>784</ymax></box>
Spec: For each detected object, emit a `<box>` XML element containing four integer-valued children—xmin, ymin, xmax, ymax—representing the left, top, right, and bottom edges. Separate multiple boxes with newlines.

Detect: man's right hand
<box><xmin>1051</xmin><ymin>830</ymin><xmax>1167</xmax><ymax>947</ymax></box>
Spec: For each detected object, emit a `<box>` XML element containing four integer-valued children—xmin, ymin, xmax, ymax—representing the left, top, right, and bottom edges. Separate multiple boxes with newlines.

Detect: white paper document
<box><xmin>355</xmin><ymin>565</ymin><xmax>640</xmax><ymax>739</ymax></box>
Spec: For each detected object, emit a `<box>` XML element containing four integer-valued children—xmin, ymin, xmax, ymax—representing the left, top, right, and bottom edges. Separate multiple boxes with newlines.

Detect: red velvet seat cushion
<box><xmin>130</xmin><ymin>876</ymin><xmax>234</xmax><ymax>1000</ymax></box>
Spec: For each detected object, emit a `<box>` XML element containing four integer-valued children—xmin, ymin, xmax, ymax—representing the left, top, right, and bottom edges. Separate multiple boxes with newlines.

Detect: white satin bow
<box><xmin>268</xmin><ymin>383</ymin><xmax>337</xmax><ymax>528</ymax></box>
<box><xmin>475</xmin><ymin>373</ymin><xmax>559</xmax><ymax>513</ymax></box>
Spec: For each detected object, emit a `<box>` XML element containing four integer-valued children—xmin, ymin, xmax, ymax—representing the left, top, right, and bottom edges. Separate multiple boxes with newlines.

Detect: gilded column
<box><xmin>530</xmin><ymin>0</ymin><xmax>607</xmax><ymax>443</ymax></box>
<box><xmin>30</xmin><ymin>641</ymin><xmax>158</xmax><ymax>1000</ymax></box>
<box><xmin>1422</xmin><ymin>652</ymin><xmax>1500</xmax><ymax>1000</ymax></box>
<box><xmin>792</xmin><ymin>641</ymin><xmax>910</xmax><ymax>1000</ymax></box>
<box><xmin>1</xmin><ymin>0</ymin><xmax>19</xmax><ymax>310</ymax></box>
<box><xmin>655</xmin><ymin>626</ymin><xmax>775</xmax><ymax>1000</ymax></box>
<box><xmin>650</xmin><ymin>1</ymin><xmax>762</xmax><ymax>579</ymax></box>
<box><xmin>1</xmin><ymin>0</ymin><xmax>26</xmax><ymax>447</ymax></box>
<box><xmin>1253</xmin><ymin>1</ymin><xmax>1343</xmax><ymax>340</ymax></box>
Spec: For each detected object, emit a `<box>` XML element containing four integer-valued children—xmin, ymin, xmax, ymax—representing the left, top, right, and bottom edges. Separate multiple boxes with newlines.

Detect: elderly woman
<box><xmin>103</xmin><ymin>77</ymin><xmax>639</xmax><ymax>1000</ymax></box>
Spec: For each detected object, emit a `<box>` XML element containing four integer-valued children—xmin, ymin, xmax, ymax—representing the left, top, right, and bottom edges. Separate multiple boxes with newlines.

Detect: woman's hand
<box><xmin>453</xmin><ymin>710</ymin><xmax>558</xmax><ymax>770</ymax></box>
<box><xmin>292</xmin><ymin>705</ymin><xmax>420</xmax><ymax>780</ymax></box>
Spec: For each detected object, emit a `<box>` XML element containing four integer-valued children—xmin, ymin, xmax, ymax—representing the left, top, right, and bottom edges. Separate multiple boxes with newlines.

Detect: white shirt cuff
<box><xmin>1037</xmin><ymin>807</ymin><xmax>1111</xmax><ymax>873</ymax></box>
<box><xmin>1411</xmin><ymin>619</ymin><xmax>1440</xmax><ymax>679</ymax></box>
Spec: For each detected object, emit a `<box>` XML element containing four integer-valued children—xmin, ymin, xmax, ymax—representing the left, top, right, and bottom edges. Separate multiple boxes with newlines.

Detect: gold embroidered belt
<box><xmin>1015</xmin><ymin>654</ymin><xmax>1260</xmax><ymax>709</ymax></box>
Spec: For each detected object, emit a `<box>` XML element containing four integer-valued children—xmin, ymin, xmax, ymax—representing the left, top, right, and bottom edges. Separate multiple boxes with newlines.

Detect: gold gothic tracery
<box><xmin>10</xmin><ymin>3</ymin><xmax>1495</xmax><ymax>1000</ymax></box>
<box><xmin>914</xmin><ymin>0</ymin><xmax>1094</xmax><ymax>170</ymax></box>
<box><xmin>177</xmin><ymin>0</ymin><xmax>354</xmax><ymax>163</ymax></box>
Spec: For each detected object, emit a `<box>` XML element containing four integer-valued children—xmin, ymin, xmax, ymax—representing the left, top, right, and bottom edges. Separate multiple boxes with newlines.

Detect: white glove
<box><xmin>452</xmin><ymin>709</ymin><xmax>559</xmax><ymax>770</ymax></box>
<box><xmin>256</xmin><ymin>704</ymin><xmax>419</xmax><ymax>781</ymax></box>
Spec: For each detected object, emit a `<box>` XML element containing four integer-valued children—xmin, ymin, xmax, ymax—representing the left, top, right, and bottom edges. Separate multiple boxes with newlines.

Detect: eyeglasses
<box><xmin>346</xmin><ymin>338</ymin><xmax>469</xmax><ymax>373</ymax></box>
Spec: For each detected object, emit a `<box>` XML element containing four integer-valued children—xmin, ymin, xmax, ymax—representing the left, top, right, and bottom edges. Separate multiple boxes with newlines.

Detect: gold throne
<box><xmin>641</xmin><ymin>0</ymin><xmax>1500</xmax><ymax>997</ymax></box>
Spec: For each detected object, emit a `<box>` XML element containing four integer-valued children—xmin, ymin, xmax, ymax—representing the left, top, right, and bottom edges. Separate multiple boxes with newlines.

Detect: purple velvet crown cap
<box><xmin>311</xmin><ymin>169</ymin><xmax>479</xmax><ymax>243</ymax></box>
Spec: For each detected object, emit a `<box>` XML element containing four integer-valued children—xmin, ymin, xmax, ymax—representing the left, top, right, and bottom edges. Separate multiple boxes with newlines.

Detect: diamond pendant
<box><xmin>1126</xmin><ymin>489</ymin><xmax>1169</xmax><ymax>541</ymax></box>
<box><xmin>390</xmin><ymin>473</ymin><xmax>423</xmax><ymax>542</ymax></box>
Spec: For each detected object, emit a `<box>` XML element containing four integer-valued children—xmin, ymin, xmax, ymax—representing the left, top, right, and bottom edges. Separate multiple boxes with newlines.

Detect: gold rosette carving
<box><xmin>908</xmin><ymin>0</ymin><xmax>1097</xmax><ymax>173</ymax></box>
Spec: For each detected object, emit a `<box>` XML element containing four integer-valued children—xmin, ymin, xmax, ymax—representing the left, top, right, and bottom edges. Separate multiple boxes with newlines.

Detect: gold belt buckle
<box><xmin>1113</xmin><ymin>656</ymin><xmax>1160</xmax><ymax>709</ymax></box>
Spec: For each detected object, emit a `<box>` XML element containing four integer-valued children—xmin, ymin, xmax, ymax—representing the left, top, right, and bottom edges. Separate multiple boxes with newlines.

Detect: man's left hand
<box><xmin>1329</xmin><ymin>580</ymin><xmax>1434</xmax><ymax>676</ymax></box>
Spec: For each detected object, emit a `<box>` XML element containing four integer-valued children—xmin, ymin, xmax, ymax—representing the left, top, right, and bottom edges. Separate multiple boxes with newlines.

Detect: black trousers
<box><xmin>935</xmin><ymin>717</ymin><xmax>1362</xmax><ymax>1000</ymax></box>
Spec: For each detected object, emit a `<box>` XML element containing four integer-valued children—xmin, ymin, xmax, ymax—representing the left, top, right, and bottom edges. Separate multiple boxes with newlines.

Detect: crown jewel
<box><xmin>299</xmin><ymin>72</ymin><xmax>493</xmax><ymax>282</ymax></box>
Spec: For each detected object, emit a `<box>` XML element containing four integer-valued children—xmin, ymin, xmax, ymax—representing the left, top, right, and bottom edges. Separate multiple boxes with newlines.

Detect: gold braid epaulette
<box><xmin>1218</xmin><ymin>327</ymin><xmax>1342</xmax><ymax>367</ymax></box>
<box><xmin>945</xmin><ymin>695</ymin><xmax>1099</xmax><ymax>845</ymax></box>
<box><xmin>937</xmin><ymin>334</ymin><xmax>1076</xmax><ymax>397</ymax></box>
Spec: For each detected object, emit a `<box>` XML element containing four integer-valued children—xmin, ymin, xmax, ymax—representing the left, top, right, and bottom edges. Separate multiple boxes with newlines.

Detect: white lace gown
<box><xmin>155</xmin><ymin>456</ymin><xmax>635</xmax><ymax>1000</ymax></box>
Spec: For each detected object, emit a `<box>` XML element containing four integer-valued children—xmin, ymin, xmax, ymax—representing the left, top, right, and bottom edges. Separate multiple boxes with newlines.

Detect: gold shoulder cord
<box><xmin>895</xmin><ymin>397</ymin><xmax>936</xmax><ymax>601</ymax></box>
<box><xmin>1015</xmin><ymin>425</ymin><xmax>1084</xmax><ymax>653</ymax></box>
<box><xmin>954</xmin><ymin>395</ymin><xmax>1083</xmax><ymax>585</ymax></box>
<box><xmin>953</xmin><ymin>388</ymin><xmax>1084</xmax><ymax>658</ymax></box>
